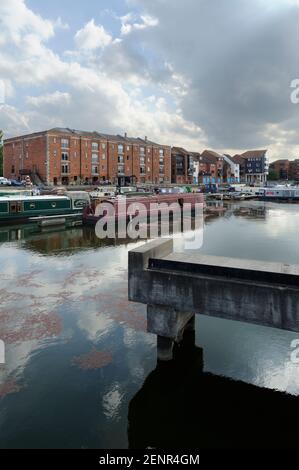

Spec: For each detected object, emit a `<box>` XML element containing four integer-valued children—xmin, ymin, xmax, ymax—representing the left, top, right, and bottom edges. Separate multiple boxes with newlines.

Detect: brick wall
<box><xmin>4</xmin><ymin>130</ymin><xmax>172</xmax><ymax>185</ymax></box>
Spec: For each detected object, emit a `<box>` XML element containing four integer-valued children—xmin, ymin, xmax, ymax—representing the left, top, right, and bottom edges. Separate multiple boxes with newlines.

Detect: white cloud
<box><xmin>120</xmin><ymin>13</ymin><xmax>159</xmax><ymax>35</ymax></box>
<box><xmin>0</xmin><ymin>0</ymin><xmax>207</xmax><ymax>152</ymax></box>
<box><xmin>75</xmin><ymin>19</ymin><xmax>112</xmax><ymax>50</ymax></box>
<box><xmin>0</xmin><ymin>0</ymin><xmax>65</xmax><ymax>46</ymax></box>
<box><xmin>27</xmin><ymin>91</ymin><xmax>71</xmax><ymax>108</ymax></box>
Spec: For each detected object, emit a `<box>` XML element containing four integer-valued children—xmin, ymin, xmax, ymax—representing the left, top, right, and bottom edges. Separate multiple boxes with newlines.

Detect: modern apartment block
<box><xmin>233</xmin><ymin>150</ymin><xmax>269</xmax><ymax>184</ymax></box>
<box><xmin>3</xmin><ymin>128</ymin><xmax>171</xmax><ymax>186</ymax></box>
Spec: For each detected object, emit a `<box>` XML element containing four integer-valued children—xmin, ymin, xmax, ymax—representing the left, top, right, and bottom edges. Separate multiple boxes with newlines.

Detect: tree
<box><xmin>0</xmin><ymin>130</ymin><xmax>3</xmax><ymax>176</ymax></box>
<box><xmin>268</xmin><ymin>169</ymin><xmax>279</xmax><ymax>181</ymax></box>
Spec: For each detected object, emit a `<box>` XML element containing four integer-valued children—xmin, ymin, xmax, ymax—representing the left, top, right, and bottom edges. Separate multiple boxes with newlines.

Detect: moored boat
<box><xmin>257</xmin><ymin>187</ymin><xmax>299</xmax><ymax>201</ymax></box>
<box><xmin>83</xmin><ymin>192</ymin><xmax>204</xmax><ymax>226</ymax></box>
<box><xmin>0</xmin><ymin>191</ymin><xmax>90</xmax><ymax>224</ymax></box>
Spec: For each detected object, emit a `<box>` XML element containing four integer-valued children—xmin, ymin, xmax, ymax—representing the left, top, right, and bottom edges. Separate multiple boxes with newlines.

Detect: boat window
<box><xmin>10</xmin><ymin>202</ymin><xmax>22</xmax><ymax>213</ymax></box>
<box><xmin>30</xmin><ymin>203</ymin><xmax>35</xmax><ymax>209</ymax></box>
<box><xmin>51</xmin><ymin>202</ymin><xmax>57</xmax><ymax>208</ymax></box>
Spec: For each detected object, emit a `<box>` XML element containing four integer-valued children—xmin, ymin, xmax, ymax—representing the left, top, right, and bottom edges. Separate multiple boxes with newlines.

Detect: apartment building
<box><xmin>3</xmin><ymin>128</ymin><xmax>171</xmax><ymax>186</ymax></box>
<box><xmin>171</xmin><ymin>147</ymin><xmax>195</xmax><ymax>184</ymax></box>
<box><xmin>233</xmin><ymin>150</ymin><xmax>269</xmax><ymax>184</ymax></box>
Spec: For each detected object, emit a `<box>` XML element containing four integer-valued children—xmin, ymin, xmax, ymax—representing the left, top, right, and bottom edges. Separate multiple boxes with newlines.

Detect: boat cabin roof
<box><xmin>0</xmin><ymin>195</ymin><xmax>70</xmax><ymax>202</ymax></box>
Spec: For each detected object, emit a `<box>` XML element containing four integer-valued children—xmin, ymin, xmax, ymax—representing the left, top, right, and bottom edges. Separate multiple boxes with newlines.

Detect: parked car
<box><xmin>0</xmin><ymin>177</ymin><xmax>11</xmax><ymax>186</ymax></box>
<box><xmin>10</xmin><ymin>179</ymin><xmax>24</xmax><ymax>187</ymax></box>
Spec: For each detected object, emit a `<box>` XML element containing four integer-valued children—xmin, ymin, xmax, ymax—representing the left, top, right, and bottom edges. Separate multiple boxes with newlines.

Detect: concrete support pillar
<box><xmin>147</xmin><ymin>304</ymin><xmax>195</xmax><ymax>361</ymax></box>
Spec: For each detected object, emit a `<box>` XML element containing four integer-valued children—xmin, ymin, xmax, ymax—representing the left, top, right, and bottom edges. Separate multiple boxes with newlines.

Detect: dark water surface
<box><xmin>1</xmin><ymin>200</ymin><xmax>299</xmax><ymax>449</ymax></box>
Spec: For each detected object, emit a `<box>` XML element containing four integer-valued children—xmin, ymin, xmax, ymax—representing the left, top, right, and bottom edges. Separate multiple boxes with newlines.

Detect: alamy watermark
<box><xmin>0</xmin><ymin>340</ymin><xmax>5</xmax><ymax>364</ymax></box>
<box><xmin>93</xmin><ymin>197</ymin><xmax>204</xmax><ymax>250</ymax></box>
<box><xmin>290</xmin><ymin>79</ymin><xmax>299</xmax><ymax>104</ymax></box>
<box><xmin>290</xmin><ymin>339</ymin><xmax>299</xmax><ymax>363</ymax></box>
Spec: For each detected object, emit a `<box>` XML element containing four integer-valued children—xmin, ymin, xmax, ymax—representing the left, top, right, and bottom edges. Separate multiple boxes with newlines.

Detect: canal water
<box><xmin>1</xmin><ymin>200</ymin><xmax>299</xmax><ymax>448</ymax></box>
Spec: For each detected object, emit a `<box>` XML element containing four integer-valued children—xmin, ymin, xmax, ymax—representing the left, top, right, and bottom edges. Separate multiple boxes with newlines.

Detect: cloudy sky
<box><xmin>1</xmin><ymin>0</ymin><xmax>299</xmax><ymax>160</ymax></box>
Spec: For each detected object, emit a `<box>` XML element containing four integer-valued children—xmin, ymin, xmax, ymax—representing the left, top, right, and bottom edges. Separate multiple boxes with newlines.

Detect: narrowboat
<box><xmin>83</xmin><ymin>192</ymin><xmax>204</xmax><ymax>226</ymax></box>
<box><xmin>0</xmin><ymin>191</ymin><xmax>90</xmax><ymax>224</ymax></box>
<box><xmin>257</xmin><ymin>187</ymin><xmax>299</xmax><ymax>201</ymax></box>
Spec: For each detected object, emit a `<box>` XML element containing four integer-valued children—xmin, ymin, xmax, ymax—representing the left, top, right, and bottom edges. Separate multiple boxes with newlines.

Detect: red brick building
<box><xmin>171</xmin><ymin>147</ymin><xmax>195</xmax><ymax>184</ymax></box>
<box><xmin>196</xmin><ymin>150</ymin><xmax>224</xmax><ymax>184</ymax></box>
<box><xmin>3</xmin><ymin>128</ymin><xmax>171</xmax><ymax>186</ymax></box>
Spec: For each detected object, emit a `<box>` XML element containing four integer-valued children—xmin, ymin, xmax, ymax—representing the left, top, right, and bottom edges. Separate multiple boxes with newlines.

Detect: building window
<box><xmin>118</xmin><ymin>155</ymin><xmax>124</xmax><ymax>163</ymax></box>
<box><xmin>102</xmin><ymin>154</ymin><xmax>106</xmax><ymax>160</ymax></box>
<box><xmin>159</xmin><ymin>149</ymin><xmax>164</xmax><ymax>156</ymax></box>
<box><xmin>118</xmin><ymin>145</ymin><xmax>124</xmax><ymax>154</ymax></box>
<box><xmin>11</xmin><ymin>165</ymin><xmax>15</xmax><ymax>174</ymax></box>
<box><xmin>127</xmin><ymin>155</ymin><xmax>130</xmax><ymax>161</ymax></box>
<box><xmin>102</xmin><ymin>143</ymin><xmax>106</xmax><ymax>149</ymax></box>
<box><xmin>61</xmin><ymin>138</ymin><xmax>69</xmax><ymax>149</ymax></box>
<box><xmin>53</xmin><ymin>137</ymin><xmax>56</xmax><ymax>144</ymax></box>
<box><xmin>127</xmin><ymin>146</ymin><xmax>130</xmax><ymax>151</ymax></box>
<box><xmin>148</xmin><ymin>148</ymin><xmax>151</xmax><ymax>153</ymax></box>
<box><xmin>62</xmin><ymin>152</ymin><xmax>69</xmax><ymax>161</ymax></box>
<box><xmin>53</xmin><ymin>150</ymin><xmax>57</xmax><ymax>157</ymax></box>
<box><xmin>140</xmin><ymin>147</ymin><xmax>145</xmax><ymax>155</ymax></box>
<box><xmin>92</xmin><ymin>154</ymin><xmax>98</xmax><ymax>163</ymax></box>
<box><xmin>92</xmin><ymin>165</ymin><xmax>98</xmax><ymax>175</ymax></box>
<box><xmin>92</xmin><ymin>142</ymin><xmax>99</xmax><ymax>151</ymax></box>
<box><xmin>61</xmin><ymin>164</ymin><xmax>69</xmax><ymax>174</ymax></box>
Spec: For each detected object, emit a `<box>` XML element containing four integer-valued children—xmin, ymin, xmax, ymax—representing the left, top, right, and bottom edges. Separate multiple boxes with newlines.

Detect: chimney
<box><xmin>145</xmin><ymin>136</ymin><xmax>148</xmax><ymax>142</ymax></box>
<box><xmin>124</xmin><ymin>132</ymin><xmax>127</xmax><ymax>139</ymax></box>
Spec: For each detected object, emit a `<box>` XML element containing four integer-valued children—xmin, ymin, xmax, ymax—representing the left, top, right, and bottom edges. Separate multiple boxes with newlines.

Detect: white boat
<box><xmin>257</xmin><ymin>187</ymin><xmax>299</xmax><ymax>201</ymax></box>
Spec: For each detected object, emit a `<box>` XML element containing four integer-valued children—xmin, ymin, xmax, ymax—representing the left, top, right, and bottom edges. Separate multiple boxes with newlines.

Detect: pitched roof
<box><xmin>172</xmin><ymin>146</ymin><xmax>190</xmax><ymax>156</ymax></box>
<box><xmin>239</xmin><ymin>150</ymin><xmax>267</xmax><ymax>159</ymax></box>
<box><xmin>270</xmin><ymin>159</ymin><xmax>289</xmax><ymax>164</ymax></box>
<box><xmin>232</xmin><ymin>154</ymin><xmax>246</xmax><ymax>164</ymax></box>
<box><xmin>39</xmin><ymin>128</ymin><xmax>169</xmax><ymax>147</ymax></box>
<box><xmin>200</xmin><ymin>149</ymin><xmax>222</xmax><ymax>163</ymax></box>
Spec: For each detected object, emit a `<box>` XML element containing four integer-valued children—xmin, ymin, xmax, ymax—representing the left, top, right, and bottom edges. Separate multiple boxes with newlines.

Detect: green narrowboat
<box><xmin>0</xmin><ymin>192</ymin><xmax>90</xmax><ymax>224</ymax></box>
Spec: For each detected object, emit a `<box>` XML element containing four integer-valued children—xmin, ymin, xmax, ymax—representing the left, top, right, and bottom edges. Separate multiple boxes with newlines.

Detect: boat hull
<box><xmin>83</xmin><ymin>193</ymin><xmax>204</xmax><ymax>226</ymax></box>
<box><xmin>0</xmin><ymin>194</ymin><xmax>89</xmax><ymax>225</ymax></box>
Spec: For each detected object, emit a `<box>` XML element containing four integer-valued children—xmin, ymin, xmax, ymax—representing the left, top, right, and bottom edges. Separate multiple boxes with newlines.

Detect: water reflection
<box><xmin>1</xmin><ymin>201</ymin><xmax>299</xmax><ymax>448</ymax></box>
<box><xmin>128</xmin><ymin>328</ymin><xmax>299</xmax><ymax>449</ymax></box>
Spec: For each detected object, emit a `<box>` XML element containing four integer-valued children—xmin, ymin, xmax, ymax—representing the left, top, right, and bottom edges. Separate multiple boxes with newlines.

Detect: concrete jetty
<box><xmin>128</xmin><ymin>238</ymin><xmax>299</xmax><ymax>360</ymax></box>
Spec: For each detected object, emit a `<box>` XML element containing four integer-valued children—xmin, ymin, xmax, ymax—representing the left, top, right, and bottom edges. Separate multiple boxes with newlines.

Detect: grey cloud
<box><xmin>128</xmin><ymin>0</ymin><xmax>299</xmax><ymax>150</ymax></box>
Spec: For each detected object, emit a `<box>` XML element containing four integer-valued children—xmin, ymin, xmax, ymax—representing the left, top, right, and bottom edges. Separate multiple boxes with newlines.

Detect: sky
<box><xmin>1</xmin><ymin>0</ymin><xmax>299</xmax><ymax>160</ymax></box>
